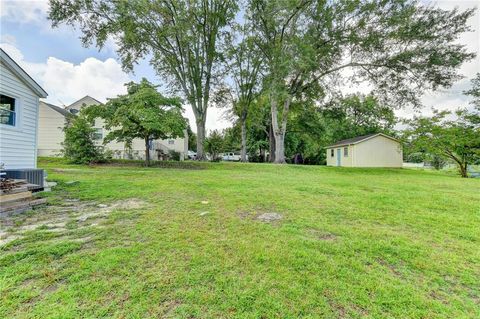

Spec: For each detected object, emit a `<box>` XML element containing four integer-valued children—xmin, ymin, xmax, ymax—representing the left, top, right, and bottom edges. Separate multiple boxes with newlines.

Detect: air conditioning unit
<box><xmin>1</xmin><ymin>169</ymin><xmax>44</xmax><ymax>191</ymax></box>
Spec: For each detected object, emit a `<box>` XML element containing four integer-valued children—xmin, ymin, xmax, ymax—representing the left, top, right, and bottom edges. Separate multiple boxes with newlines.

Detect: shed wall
<box><xmin>353</xmin><ymin>136</ymin><xmax>402</xmax><ymax>167</ymax></box>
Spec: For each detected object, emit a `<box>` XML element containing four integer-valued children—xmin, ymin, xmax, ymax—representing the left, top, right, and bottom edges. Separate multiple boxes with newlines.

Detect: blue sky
<box><xmin>0</xmin><ymin>0</ymin><xmax>230</xmax><ymax>131</ymax></box>
<box><xmin>1</xmin><ymin>0</ymin><xmax>479</xmax><ymax>131</ymax></box>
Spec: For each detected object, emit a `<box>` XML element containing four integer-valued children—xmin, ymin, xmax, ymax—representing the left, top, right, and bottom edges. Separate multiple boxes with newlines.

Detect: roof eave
<box><xmin>0</xmin><ymin>49</ymin><xmax>48</xmax><ymax>98</ymax></box>
<box><xmin>324</xmin><ymin>133</ymin><xmax>399</xmax><ymax>149</ymax></box>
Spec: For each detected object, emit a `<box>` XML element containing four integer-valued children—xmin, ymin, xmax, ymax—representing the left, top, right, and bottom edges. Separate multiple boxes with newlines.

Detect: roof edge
<box><xmin>66</xmin><ymin>95</ymin><xmax>103</xmax><ymax>109</ymax></box>
<box><xmin>0</xmin><ymin>49</ymin><xmax>48</xmax><ymax>98</ymax></box>
<box><xmin>40</xmin><ymin>101</ymin><xmax>72</xmax><ymax>117</ymax></box>
<box><xmin>325</xmin><ymin>133</ymin><xmax>399</xmax><ymax>148</ymax></box>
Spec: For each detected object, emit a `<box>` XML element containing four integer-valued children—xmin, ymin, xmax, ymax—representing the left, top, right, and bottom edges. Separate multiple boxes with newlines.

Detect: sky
<box><xmin>1</xmin><ymin>0</ymin><xmax>479</xmax><ymax>132</ymax></box>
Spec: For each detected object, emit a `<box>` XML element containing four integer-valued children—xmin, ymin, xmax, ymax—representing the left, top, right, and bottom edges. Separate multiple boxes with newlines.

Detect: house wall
<box><xmin>39</xmin><ymin>98</ymin><xmax>188</xmax><ymax>160</ymax></box>
<box><xmin>353</xmin><ymin>136</ymin><xmax>403</xmax><ymax>167</ymax></box>
<box><xmin>326</xmin><ymin>145</ymin><xmax>353</xmax><ymax>167</ymax></box>
<box><xmin>37</xmin><ymin>103</ymin><xmax>66</xmax><ymax>156</ymax></box>
<box><xmin>0</xmin><ymin>61</ymin><xmax>40</xmax><ymax>169</ymax></box>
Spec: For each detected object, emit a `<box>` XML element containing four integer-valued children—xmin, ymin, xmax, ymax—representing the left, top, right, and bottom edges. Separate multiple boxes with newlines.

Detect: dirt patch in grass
<box><xmin>51</xmin><ymin>168</ymin><xmax>83</xmax><ymax>173</ymax></box>
<box><xmin>430</xmin><ymin>290</ymin><xmax>450</xmax><ymax>305</ymax></box>
<box><xmin>92</xmin><ymin>160</ymin><xmax>208</xmax><ymax>170</ymax></box>
<box><xmin>256</xmin><ymin>212</ymin><xmax>283</xmax><ymax>222</ymax></box>
<box><xmin>0</xmin><ymin>198</ymin><xmax>149</xmax><ymax>248</ymax></box>
<box><xmin>304</xmin><ymin>228</ymin><xmax>338</xmax><ymax>241</ymax></box>
<box><xmin>107</xmin><ymin>198</ymin><xmax>148</xmax><ymax>211</ymax></box>
<box><xmin>161</xmin><ymin>300</ymin><xmax>182</xmax><ymax>318</ymax></box>
<box><xmin>237</xmin><ymin>210</ymin><xmax>284</xmax><ymax>224</ymax></box>
<box><xmin>377</xmin><ymin>258</ymin><xmax>403</xmax><ymax>277</ymax></box>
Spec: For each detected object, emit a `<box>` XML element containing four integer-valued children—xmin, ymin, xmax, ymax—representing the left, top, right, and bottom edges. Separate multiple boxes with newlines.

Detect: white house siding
<box><xmin>353</xmin><ymin>136</ymin><xmax>402</xmax><ymax>167</ymax></box>
<box><xmin>0</xmin><ymin>62</ymin><xmax>40</xmax><ymax>169</ymax></box>
<box><xmin>38</xmin><ymin>96</ymin><xmax>188</xmax><ymax>160</ymax></box>
<box><xmin>37</xmin><ymin>103</ymin><xmax>66</xmax><ymax>156</ymax></box>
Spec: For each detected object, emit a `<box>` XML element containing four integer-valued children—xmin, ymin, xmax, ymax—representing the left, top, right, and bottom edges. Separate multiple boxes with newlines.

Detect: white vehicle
<box><xmin>187</xmin><ymin>150</ymin><xmax>197</xmax><ymax>160</ymax></box>
<box><xmin>222</xmin><ymin>152</ymin><xmax>248</xmax><ymax>161</ymax></box>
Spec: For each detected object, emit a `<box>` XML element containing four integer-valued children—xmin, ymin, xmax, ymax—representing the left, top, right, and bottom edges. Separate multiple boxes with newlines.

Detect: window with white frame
<box><xmin>93</xmin><ymin>128</ymin><xmax>103</xmax><ymax>140</ymax></box>
<box><xmin>0</xmin><ymin>94</ymin><xmax>16</xmax><ymax>126</ymax></box>
<box><xmin>168</xmin><ymin>139</ymin><xmax>175</xmax><ymax>145</ymax></box>
<box><xmin>344</xmin><ymin>147</ymin><xmax>348</xmax><ymax>157</ymax></box>
<box><xmin>330</xmin><ymin>149</ymin><xmax>334</xmax><ymax>157</ymax></box>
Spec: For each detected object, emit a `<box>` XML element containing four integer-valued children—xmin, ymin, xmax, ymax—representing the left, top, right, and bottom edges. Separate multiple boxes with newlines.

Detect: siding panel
<box><xmin>0</xmin><ymin>61</ymin><xmax>40</xmax><ymax>169</ymax></box>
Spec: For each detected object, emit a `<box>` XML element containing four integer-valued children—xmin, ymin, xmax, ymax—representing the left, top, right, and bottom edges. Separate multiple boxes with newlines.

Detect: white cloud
<box><xmin>0</xmin><ymin>42</ymin><xmax>129</xmax><ymax>106</ymax></box>
<box><xmin>40</xmin><ymin>57</ymin><xmax>130</xmax><ymax>105</ymax></box>
<box><xmin>0</xmin><ymin>42</ymin><xmax>229</xmax><ymax>132</ymax></box>
<box><xmin>0</xmin><ymin>0</ymin><xmax>50</xmax><ymax>25</ymax></box>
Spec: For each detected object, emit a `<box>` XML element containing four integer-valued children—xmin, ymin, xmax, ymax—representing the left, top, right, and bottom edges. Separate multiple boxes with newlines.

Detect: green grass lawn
<box><xmin>1</xmin><ymin>158</ymin><xmax>479</xmax><ymax>318</ymax></box>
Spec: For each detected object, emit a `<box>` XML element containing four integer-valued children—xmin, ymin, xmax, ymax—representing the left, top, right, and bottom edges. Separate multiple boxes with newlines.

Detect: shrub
<box><xmin>168</xmin><ymin>150</ymin><xmax>181</xmax><ymax>161</ymax></box>
<box><xmin>62</xmin><ymin>114</ymin><xmax>107</xmax><ymax>164</ymax></box>
<box><xmin>205</xmin><ymin>130</ymin><xmax>224</xmax><ymax>162</ymax></box>
<box><xmin>431</xmin><ymin>155</ymin><xmax>447</xmax><ymax>170</ymax></box>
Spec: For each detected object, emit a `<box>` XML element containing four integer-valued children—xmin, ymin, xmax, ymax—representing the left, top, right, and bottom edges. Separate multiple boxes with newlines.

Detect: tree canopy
<box><xmin>49</xmin><ymin>0</ymin><xmax>476</xmax><ymax>167</ymax></box>
<box><xmin>87</xmin><ymin>79</ymin><xmax>186</xmax><ymax>166</ymax></box>
<box><xmin>49</xmin><ymin>0</ymin><xmax>238</xmax><ymax>160</ymax></box>
<box><xmin>403</xmin><ymin>107</ymin><xmax>480</xmax><ymax>177</ymax></box>
<box><xmin>248</xmin><ymin>0</ymin><xmax>475</xmax><ymax>163</ymax></box>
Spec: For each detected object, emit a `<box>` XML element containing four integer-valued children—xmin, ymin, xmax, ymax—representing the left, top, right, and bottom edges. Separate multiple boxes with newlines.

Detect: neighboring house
<box><xmin>37</xmin><ymin>101</ymin><xmax>71</xmax><ymax>157</ymax></box>
<box><xmin>326</xmin><ymin>133</ymin><xmax>402</xmax><ymax>167</ymax></box>
<box><xmin>0</xmin><ymin>48</ymin><xmax>48</xmax><ymax>169</ymax></box>
<box><xmin>38</xmin><ymin>96</ymin><xmax>188</xmax><ymax>160</ymax></box>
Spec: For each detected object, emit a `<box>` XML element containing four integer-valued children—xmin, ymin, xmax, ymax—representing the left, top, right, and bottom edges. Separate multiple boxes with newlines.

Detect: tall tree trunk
<box><xmin>274</xmin><ymin>131</ymin><xmax>286</xmax><ymax>163</ymax></box>
<box><xmin>270</xmin><ymin>97</ymin><xmax>290</xmax><ymax>164</ymax></box>
<box><xmin>240</xmin><ymin>115</ymin><xmax>247</xmax><ymax>162</ymax></box>
<box><xmin>196</xmin><ymin>118</ymin><xmax>206</xmax><ymax>160</ymax></box>
<box><xmin>460</xmin><ymin>162</ymin><xmax>468</xmax><ymax>178</ymax></box>
<box><xmin>269</xmin><ymin>123</ymin><xmax>275</xmax><ymax>163</ymax></box>
<box><xmin>144</xmin><ymin>137</ymin><xmax>150</xmax><ymax>167</ymax></box>
<box><xmin>447</xmin><ymin>152</ymin><xmax>469</xmax><ymax>178</ymax></box>
<box><xmin>260</xmin><ymin>147</ymin><xmax>265</xmax><ymax>163</ymax></box>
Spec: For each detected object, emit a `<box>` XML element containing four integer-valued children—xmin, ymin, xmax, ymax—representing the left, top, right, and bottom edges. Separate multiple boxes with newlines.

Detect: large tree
<box><xmin>224</xmin><ymin>24</ymin><xmax>263</xmax><ymax>162</ymax></box>
<box><xmin>321</xmin><ymin>94</ymin><xmax>396</xmax><ymax>141</ymax></box>
<box><xmin>403</xmin><ymin>108</ymin><xmax>480</xmax><ymax>177</ymax></box>
<box><xmin>249</xmin><ymin>0</ymin><xmax>475</xmax><ymax>163</ymax></box>
<box><xmin>464</xmin><ymin>73</ymin><xmax>480</xmax><ymax>109</ymax></box>
<box><xmin>49</xmin><ymin>0</ymin><xmax>238</xmax><ymax>160</ymax></box>
<box><xmin>87</xmin><ymin>79</ymin><xmax>186</xmax><ymax>166</ymax></box>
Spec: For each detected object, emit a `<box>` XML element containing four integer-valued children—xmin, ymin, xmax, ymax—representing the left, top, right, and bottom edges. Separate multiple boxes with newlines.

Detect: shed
<box><xmin>0</xmin><ymin>48</ymin><xmax>48</xmax><ymax>169</ymax></box>
<box><xmin>325</xmin><ymin>133</ymin><xmax>402</xmax><ymax>167</ymax></box>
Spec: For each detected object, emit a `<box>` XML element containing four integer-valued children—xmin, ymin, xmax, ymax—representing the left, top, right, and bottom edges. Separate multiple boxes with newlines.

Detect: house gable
<box><xmin>0</xmin><ymin>49</ymin><xmax>47</xmax><ymax>98</ymax></box>
<box><xmin>66</xmin><ymin>96</ymin><xmax>102</xmax><ymax>111</ymax></box>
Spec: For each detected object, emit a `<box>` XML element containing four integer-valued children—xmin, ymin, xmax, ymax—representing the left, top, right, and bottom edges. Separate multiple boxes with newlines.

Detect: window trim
<box><xmin>344</xmin><ymin>147</ymin><xmax>348</xmax><ymax>157</ymax></box>
<box><xmin>330</xmin><ymin>149</ymin><xmax>334</xmax><ymax>157</ymax></box>
<box><xmin>0</xmin><ymin>92</ymin><xmax>22</xmax><ymax>131</ymax></box>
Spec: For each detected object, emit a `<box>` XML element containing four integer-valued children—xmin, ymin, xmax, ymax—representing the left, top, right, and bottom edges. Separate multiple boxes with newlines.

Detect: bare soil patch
<box><xmin>305</xmin><ymin>228</ymin><xmax>338</xmax><ymax>241</ymax></box>
<box><xmin>256</xmin><ymin>212</ymin><xmax>283</xmax><ymax>222</ymax></box>
<box><xmin>0</xmin><ymin>198</ymin><xmax>149</xmax><ymax>247</ymax></box>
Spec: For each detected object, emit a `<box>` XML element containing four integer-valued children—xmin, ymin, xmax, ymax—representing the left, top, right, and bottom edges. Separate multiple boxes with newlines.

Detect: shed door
<box><xmin>336</xmin><ymin>148</ymin><xmax>341</xmax><ymax>166</ymax></box>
